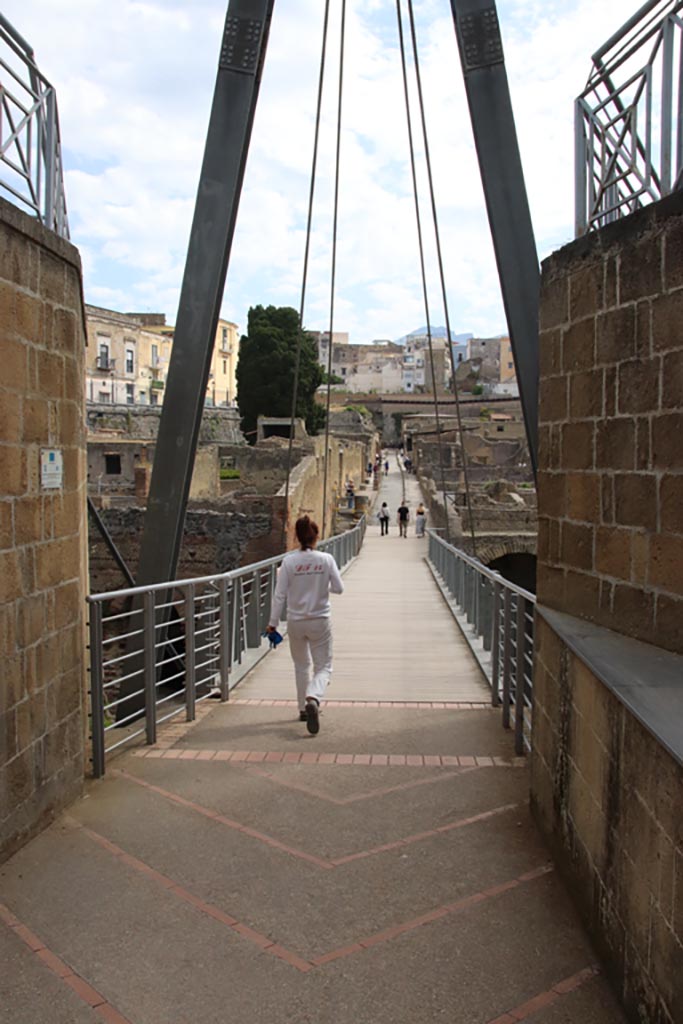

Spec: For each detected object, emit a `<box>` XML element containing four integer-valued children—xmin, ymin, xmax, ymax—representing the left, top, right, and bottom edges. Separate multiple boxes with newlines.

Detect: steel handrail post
<box><xmin>185</xmin><ymin>585</ymin><xmax>196</xmax><ymax>722</ymax></box>
<box><xmin>218</xmin><ymin>578</ymin><xmax>230</xmax><ymax>701</ymax></box>
<box><xmin>501</xmin><ymin>587</ymin><xmax>512</xmax><ymax>729</ymax></box>
<box><xmin>88</xmin><ymin>602</ymin><xmax>106</xmax><ymax>778</ymax></box>
<box><xmin>514</xmin><ymin>594</ymin><xmax>526</xmax><ymax>755</ymax></box>
<box><xmin>143</xmin><ymin>590</ymin><xmax>157</xmax><ymax>746</ymax></box>
<box><xmin>490</xmin><ymin>581</ymin><xmax>501</xmax><ymax>706</ymax></box>
<box><xmin>245</xmin><ymin>571</ymin><xmax>260</xmax><ymax>648</ymax></box>
<box><xmin>481</xmin><ymin>577</ymin><xmax>492</xmax><ymax>651</ymax></box>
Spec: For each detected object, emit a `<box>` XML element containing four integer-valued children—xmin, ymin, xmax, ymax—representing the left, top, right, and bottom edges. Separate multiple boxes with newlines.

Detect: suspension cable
<box><xmin>395</xmin><ymin>0</ymin><xmax>451</xmax><ymax>543</ymax></box>
<box><xmin>405</xmin><ymin>0</ymin><xmax>477</xmax><ymax>557</ymax></box>
<box><xmin>280</xmin><ymin>0</ymin><xmax>332</xmax><ymax>551</ymax></box>
<box><xmin>321</xmin><ymin>0</ymin><xmax>347</xmax><ymax>539</ymax></box>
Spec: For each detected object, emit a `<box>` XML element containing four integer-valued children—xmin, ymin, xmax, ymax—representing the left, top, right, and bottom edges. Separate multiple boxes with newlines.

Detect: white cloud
<box><xmin>1</xmin><ymin>0</ymin><xmax>642</xmax><ymax>341</ymax></box>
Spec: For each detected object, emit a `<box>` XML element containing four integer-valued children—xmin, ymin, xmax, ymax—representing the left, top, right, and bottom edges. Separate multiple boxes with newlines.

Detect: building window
<box><xmin>105</xmin><ymin>454</ymin><xmax>121</xmax><ymax>475</ymax></box>
<box><xmin>221</xmin><ymin>327</ymin><xmax>228</xmax><ymax>350</ymax></box>
<box><xmin>151</xmin><ymin>344</ymin><xmax>159</xmax><ymax>367</ymax></box>
<box><xmin>222</xmin><ymin>359</ymin><xmax>227</xmax><ymax>374</ymax></box>
<box><xmin>139</xmin><ymin>391</ymin><xmax>147</xmax><ymax>403</ymax></box>
<box><xmin>508</xmin><ymin>362</ymin><xmax>513</xmax><ymax>369</ymax></box>
<box><xmin>150</xmin><ymin>390</ymin><xmax>159</xmax><ymax>406</ymax></box>
<box><xmin>126</xmin><ymin>348</ymin><xmax>135</xmax><ymax>374</ymax></box>
<box><xmin>126</xmin><ymin>384</ymin><xmax>135</xmax><ymax>404</ymax></box>
<box><xmin>97</xmin><ymin>338</ymin><xmax>110</xmax><ymax>370</ymax></box>
<box><xmin>341</xmin><ymin>367</ymin><xmax>346</xmax><ymax>376</ymax></box>
<box><xmin>98</xmin><ymin>390</ymin><xmax>110</xmax><ymax>403</ymax></box>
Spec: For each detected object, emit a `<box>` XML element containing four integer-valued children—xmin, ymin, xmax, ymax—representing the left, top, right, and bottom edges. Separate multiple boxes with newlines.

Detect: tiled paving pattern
<box><xmin>0</xmin><ymin>466</ymin><xmax>627</xmax><ymax>1023</ymax></box>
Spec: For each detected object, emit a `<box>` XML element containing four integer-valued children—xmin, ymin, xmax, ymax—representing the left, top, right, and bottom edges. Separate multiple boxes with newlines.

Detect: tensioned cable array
<box><xmin>280</xmin><ymin>0</ymin><xmax>332</xmax><ymax>551</ymax></box>
<box><xmin>395</xmin><ymin>0</ymin><xmax>451</xmax><ymax>543</ymax></box>
<box><xmin>321</xmin><ymin>0</ymin><xmax>347</xmax><ymax>540</ymax></box>
<box><xmin>405</xmin><ymin>0</ymin><xmax>477</xmax><ymax>557</ymax></box>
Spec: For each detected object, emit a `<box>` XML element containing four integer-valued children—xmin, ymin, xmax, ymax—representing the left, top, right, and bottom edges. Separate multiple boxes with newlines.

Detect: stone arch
<box><xmin>476</xmin><ymin>536</ymin><xmax>537</xmax><ymax>566</ymax></box>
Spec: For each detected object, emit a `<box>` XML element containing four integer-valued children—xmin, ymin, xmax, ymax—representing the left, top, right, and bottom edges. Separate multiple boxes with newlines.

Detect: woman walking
<box><xmin>267</xmin><ymin>516</ymin><xmax>344</xmax><ymax>734</ymax></box>
<box><xmin>415</xmin><ymin>503</ymin><xmax>427</xmax><ymax>537</ymax></box>
<box><xmin>378</xmin><ymin>502</ymin><xmax>390</xmax><ymax>535</ymax></box>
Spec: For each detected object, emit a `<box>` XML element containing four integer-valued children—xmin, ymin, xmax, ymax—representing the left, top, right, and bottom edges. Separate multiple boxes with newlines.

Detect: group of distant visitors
<box><xmin>378</xmin><ymin>500</ymin><xmax>426</xmax><ymax>537</ymax></box>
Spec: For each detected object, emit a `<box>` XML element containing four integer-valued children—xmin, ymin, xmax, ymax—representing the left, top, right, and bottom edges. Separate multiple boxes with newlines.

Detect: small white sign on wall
<box><xmin>41</xmin><ymin>448</ymin><xmax>63</xmax><ymax>490</ymax></box>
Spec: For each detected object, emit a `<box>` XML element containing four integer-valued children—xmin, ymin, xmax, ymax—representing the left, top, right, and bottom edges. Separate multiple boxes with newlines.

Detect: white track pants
<box><xmin>286</xmin><ymin>617</ymin><xmax>333</xmax><ymax>709</ymax></box>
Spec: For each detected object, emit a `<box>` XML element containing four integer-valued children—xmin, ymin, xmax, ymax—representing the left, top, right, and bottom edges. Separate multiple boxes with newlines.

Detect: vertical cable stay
<box><xmin>281</xmin><ymin>0</ymin><xmax>333</xmax><ymax>550</ymax></box>
<box><xmin>321</xmin><ymin>0</ymin><xmax>347</xmax><ymax>539</ymax></box>
<box><xmin>405</xmin><ymin>0</ymin><xmax>477</xmax><ymax>558</ymax></box>
<box><xmin>395</xmin><ymin>0</ymin><xmax>451</xmax><ymax>543</ymax></box>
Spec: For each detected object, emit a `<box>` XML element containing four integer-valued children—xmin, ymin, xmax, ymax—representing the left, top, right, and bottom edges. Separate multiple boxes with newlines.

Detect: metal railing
<box><xmin>87</xmin><ymin>516</ymin><xmax>366</xmax><ymax>776</ymax></box>
<box><xmin>0</xmin><ymin>15</ymin><xmax>69</xmax><ymax>236</ymax></box>
<box><xmin>427</xmin><ymin>531</ymin><xmax>536</xmax><ymax>755</ymax></box>
<box><xmin>576</xmin><ymin>0</ymin><xmax>683</xmax><ymax>235</ymax></box>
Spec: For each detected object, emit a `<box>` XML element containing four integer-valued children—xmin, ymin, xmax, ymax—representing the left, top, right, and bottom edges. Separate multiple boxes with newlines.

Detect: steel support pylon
<box><xmin>137</xmin><ymin>0</ymin><xmax>274</xmax><ymax>587</ymax></box>
<box><xmin>118</xmin><ymin>0</ymin><xmax>275</xmax><ymax>716</ymax></box>
<box><xmin>450</xmin><ymin>0</ymin><xmax>540</xmax><ymax>477</ymax></box>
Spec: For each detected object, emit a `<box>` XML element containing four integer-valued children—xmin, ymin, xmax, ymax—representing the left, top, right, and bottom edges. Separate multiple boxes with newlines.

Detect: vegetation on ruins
<box><xmin>236</xmin><ymin>305</ymin><xmax>325</xmax><ymax>441</ymax></box>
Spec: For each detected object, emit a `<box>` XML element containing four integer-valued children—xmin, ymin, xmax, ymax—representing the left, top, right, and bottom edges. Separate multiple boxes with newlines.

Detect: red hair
<box><xmin>295</xmin><ymin>515</ymin><xmax>319</xmax><ymax>550</ymax></box>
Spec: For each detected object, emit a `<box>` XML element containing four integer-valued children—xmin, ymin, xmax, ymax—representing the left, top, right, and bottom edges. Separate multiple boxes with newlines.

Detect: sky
<box><xmin>3</xmin><ymin>0</ymin><xmax>633</xmax><ymax>342</ymax></box>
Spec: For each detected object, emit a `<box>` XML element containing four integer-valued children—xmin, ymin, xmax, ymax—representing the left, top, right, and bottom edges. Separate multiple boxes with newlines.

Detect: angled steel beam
<box><xmin>118</xmin><ymin>0</ymin><xmax>275</xmax><ymax>716</ymax></box>
<box><xmin>136</xmin><ymin>0</ymin><xmax>274</xmax><ymax>589</ymax></box>
<box><xmin>450</xmin><ymin>0</ymin><xmax>540</xmax><ymax>477</ymax></box>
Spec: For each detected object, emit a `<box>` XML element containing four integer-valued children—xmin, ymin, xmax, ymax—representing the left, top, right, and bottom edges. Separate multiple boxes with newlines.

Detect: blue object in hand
<box><xmin>264</xmin><ymin>629</ymin><xmax>283</xmax><ymax>649</ymax></box>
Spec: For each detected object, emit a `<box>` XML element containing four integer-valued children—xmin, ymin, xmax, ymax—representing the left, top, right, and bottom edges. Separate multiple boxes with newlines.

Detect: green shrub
<box><xmin>220</xmin><ymin>468</ymin><xmax>241</xmax><ymax>480</ymax></box>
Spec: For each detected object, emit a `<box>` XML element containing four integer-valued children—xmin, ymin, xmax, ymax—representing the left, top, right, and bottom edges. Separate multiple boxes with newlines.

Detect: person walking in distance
<box><xmin>415</xmin><ymin>503</ymin><xmax>427</xmax><ymax>537</ymax></box>
<box><xmin>378</xmin><ymin>502</ymin><xmax>390</xmax><ymax>536</ymax></box>
<box><xmin>397</xmin><ymin>500</ymin><xmax>410</xmax><ymax>538</ymax></box>
<box><xmin>267</xmin><ymin>516</ymin><xmax>344</xmax><ymax>734</ymax></box>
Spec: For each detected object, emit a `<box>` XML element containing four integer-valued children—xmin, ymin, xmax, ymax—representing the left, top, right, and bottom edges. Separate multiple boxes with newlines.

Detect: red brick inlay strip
<box><xmin>72</xmin><ymin>820</ymin><xmax>552</xmax><ymax>974</ymax></box>
<box><xmin>485</xmin><ymin>965</ymin><xmax>600</xmax><ymax>1023</ymax></box>
<box><xmin>309</xmin><ymin>864</ymin><xmax>554</xmax><ymax>966</ymax></box>
<box><xmin>134</xmin><ymin>748</ymin><xmax>522</xmax><ymax>769</ymax></box>
<box><xmin>0</xmin><ymin>902</ymin><xmax>133</xmax><ymax>1023</ymax></box>
<box><xmin>71</xmin><ymin>823</ymin><xmax>313</xmax><ymax>973</ymax></box>
<box><xmin>116</xmin><ymin>768</ymin><xmax>518</xmax><ymax>868</ymax></box>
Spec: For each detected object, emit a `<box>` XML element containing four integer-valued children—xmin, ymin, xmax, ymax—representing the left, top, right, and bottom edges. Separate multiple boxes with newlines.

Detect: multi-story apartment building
<box><xmin>401</xmin><ymin>336</ymin><xmax>448</xmax><ymax>393</ymax></box>
<box><xmin>85</xmin><ymin>306</ymin><xmax>172</xmax><ymax>406</ymax></box>
<box><xmin>85</xmin><ymin>308</ymin><xmax>239</xmax><ymax>407</ymax></box>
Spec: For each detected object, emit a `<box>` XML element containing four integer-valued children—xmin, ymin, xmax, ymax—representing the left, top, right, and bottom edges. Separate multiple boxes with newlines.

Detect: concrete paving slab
<box><xmin>0</xmin><ymin>924</ymin><xmax>97</xmax><ymax>1024</ymax></box>
<box><xmin>170</xmin><ymin>704</ymin><xmax>512</xmax><ymax>757</ymax></box>
<box><xmin>118</xmin><ymin>756</ymin><xmax>529</xmax><ymax>857</ymax></box>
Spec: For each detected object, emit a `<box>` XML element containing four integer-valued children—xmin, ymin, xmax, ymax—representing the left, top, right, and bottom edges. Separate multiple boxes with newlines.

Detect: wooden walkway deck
<box><xmin>237</xmin><ymin>463</ymin><xmax>490</xmax><ymax>704</ymax></box>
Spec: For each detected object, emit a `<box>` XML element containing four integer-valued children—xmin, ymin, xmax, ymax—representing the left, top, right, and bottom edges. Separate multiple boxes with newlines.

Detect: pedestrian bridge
<box><xmin>0</xmin><ymin>464</ymin><xmax>627</xmax><ymax>1024</ymax></box>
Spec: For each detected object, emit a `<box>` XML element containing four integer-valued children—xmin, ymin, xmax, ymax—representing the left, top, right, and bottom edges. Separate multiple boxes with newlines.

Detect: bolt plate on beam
<box><xmin>220</xmin><ymin>17</ymin><xmax>263</xmax><ymax>75</ymax></box>
<box><xmin>458</xmin><ymin>7</ymin><xmax>504</xmax><ymax>71</ymax></box>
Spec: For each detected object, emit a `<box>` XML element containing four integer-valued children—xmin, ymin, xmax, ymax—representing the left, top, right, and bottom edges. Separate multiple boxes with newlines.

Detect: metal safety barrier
<box><xmin>0</xmin><ymin>15</ymin><xmax>69</xmax><ymax>236</ymax></box>
<box><xmin>87</xmin><ymin>517</ymin><xmax>366</xmax><ymax>777</ymax></box>
<box><xmin>427</xmin><ymin>531</ymin><xmax>536</xmax><ymax>755</ymax></box>
<box><xmin>576</xmin><ymin>0</ymin><xmax>683</xmax><ymax>235</ymax></box>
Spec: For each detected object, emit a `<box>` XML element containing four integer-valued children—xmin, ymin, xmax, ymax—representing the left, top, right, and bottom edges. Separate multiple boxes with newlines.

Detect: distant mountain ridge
<box><xmin>395</xmin><ymin>327</ymin><xmax>473</xmax><ymax>345</ymax></box>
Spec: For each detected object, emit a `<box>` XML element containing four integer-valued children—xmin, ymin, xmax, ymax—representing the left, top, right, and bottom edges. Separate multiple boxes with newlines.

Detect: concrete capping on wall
<box><xmin>537</xmin><ymin>605</ymin><xmax>683</xmax><ymax>768</ymax></box>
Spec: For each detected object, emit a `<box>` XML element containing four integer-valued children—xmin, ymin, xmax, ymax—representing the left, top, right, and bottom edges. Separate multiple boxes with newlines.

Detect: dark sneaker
<box><xmin>305</xmin><ymin>700</ymin><xmax>320</xmax><ymax>735</ymax></box>
<box><xmin>298</xmin><ymin>710</ymin><xmax>307</xmax><ymax>722</ymax></box>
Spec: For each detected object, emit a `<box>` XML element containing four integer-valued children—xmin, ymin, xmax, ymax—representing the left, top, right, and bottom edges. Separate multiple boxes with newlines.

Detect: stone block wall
<box><xmin>533</xmin><ymin>193</ymin><xmax>683</xmax><ymax>1023</ymax></box>
<box><xmin>0</xmin><ymin>198</ymin><xmax>87</xmax><ymax>862</ymax></box>
<box><xmin>533</xmin><ymin>615</ymin><xmax>682</xmax><ymax>1023</ymax></box>
<box><xmin>538</xmin><ymin>192</ymin><xmax>683</xmax><ymax>654</ymax></box>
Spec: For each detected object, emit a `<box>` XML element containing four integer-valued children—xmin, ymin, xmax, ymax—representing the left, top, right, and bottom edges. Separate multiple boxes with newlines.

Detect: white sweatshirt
<box><xmin>269</xmin><ymin>548</ymin><xmax>344</xmax><ymax>625</ymax></box>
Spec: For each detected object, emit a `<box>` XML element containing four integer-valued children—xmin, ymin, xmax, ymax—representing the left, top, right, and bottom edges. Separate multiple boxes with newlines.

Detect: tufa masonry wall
<box><xmin>0</xmin><ymin>198</ymin><xmax>88</xmax><ymax>862</ymax></box>
<box><xmin>533</xmin><ymin>192</ymin><xmax>683</xmax><ymax>1024</ymax></box>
